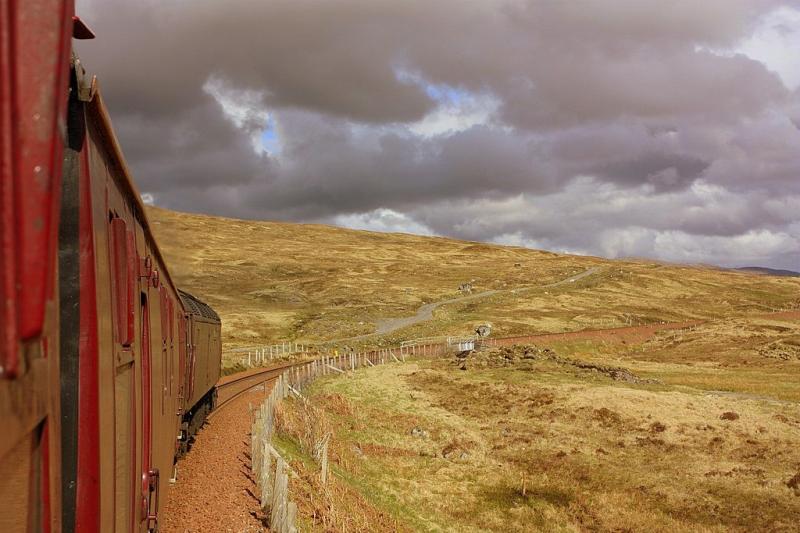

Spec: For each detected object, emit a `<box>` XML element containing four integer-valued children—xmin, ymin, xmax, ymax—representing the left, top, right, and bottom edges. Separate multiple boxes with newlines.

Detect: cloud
<box><xmin>595</xmin><ymin>227</ymin><xmax>799</xmax><ymax>268</ymax></box>
<box><xmin>403</xmin><ymin>179</ymin><xmax>800</xmax><ymax>269</ymax></box>
<box><xmin>729</xmin><ymin>6</ymin><xmax>800</xmax><ymax>90</ymax></box>
<box><xmin>333</xmin><ymin>208</ymin><xmax>436</xmax><ymax>236</ymax></box>
<box><xmin>75</xmin><ymin>0</ymin><xmax>800</xmax><ymax>269</ymax></box>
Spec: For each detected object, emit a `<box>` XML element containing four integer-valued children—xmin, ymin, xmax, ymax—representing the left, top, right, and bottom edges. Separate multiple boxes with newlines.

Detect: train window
<box><xmin>109</xmin><ymin>218</ymin><xmax>135</xmax><ymax>345</ymax></box>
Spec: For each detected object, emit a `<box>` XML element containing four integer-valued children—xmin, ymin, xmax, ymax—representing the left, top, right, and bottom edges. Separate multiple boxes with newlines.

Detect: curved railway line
<box><xmin>209</xmin><ymin>362</ymin><xmax>302</xmax><ymax>418</ymax></box>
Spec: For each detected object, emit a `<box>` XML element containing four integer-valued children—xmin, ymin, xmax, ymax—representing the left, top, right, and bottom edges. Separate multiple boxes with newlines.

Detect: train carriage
<box><xmin>1</xmin><ymin>3</ymin><xmax>224</xmax><ymax>531</ymax></box>
<box><xmin>177</xmin><ymin>290</ymin><xmax>221</xmax><ymax>454</ymax></box>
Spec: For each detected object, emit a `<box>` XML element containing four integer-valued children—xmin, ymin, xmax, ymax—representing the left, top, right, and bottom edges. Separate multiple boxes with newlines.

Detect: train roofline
<box><xmin>81</xmin><ymin>70</ymin><xmax>187</xmax><ymax>313</ymax></box>
<box><xmin>177</xmin><ymin>289</ymin><xmax>221</xmax><ymax>322</ymax></box>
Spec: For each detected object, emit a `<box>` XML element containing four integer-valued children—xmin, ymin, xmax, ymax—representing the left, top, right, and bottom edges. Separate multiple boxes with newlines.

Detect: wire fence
<box><xmin>226</xmin><ymin>342</ymin><xmax>310</xmax><ymax>366</ymax></box>
<box><xmin>249</xmin><ymin>339</ymin><xmax>453</xmax><ymax>531</ymax></box>
<box><xmin>251</xmin><ymin>373</ymin><xmax>296</xmax><ymax>533</ymax></box>
<box><xmin>229</xmin><ymin>337</ymin><xmax>462</xmax><ymax>369</ymax></box>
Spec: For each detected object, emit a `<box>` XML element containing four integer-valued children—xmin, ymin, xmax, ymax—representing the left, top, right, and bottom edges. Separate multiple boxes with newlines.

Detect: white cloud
<box><xmin>394</xmin><ymin>69</ymin><xmax>500</xmax><ymax>137</ymax></box>
<box><xmin>409</xmin><ymin>180</ymin><xmax>800</xmax><ymax>269</ymax></box>
<box><xmin>700</xmin><ymin>6</ymin><xmax>800</xmax><ymax>90</ymax></box>
<box><xmin>492</xmin><ymin>232</ymin><xmax>591</xmax><ymax>256</ymax></box>
<box><xmin>595</xmin><ymin>226</ymin><xmax>799</xmax><ymax>266</ymax></box>
<box><xmin>333</xmin><ymin>208</ymin><xmax>436</xmax><ymax>236</ymax></box>
<box><xmin>737</xmin><ymin>6</ymin><xmax>800</xmax><ymax>90</ymax></box>
<box><xmin>202</xmin><ymin>76</ymin><xmax>276</xmax><ymax>154</ymax></box>
<box><xmin>654</xmin><ymin>229</ymin><xmax>799</xmax><ymax>265</ymax></box>
<box><xmin>408</xmin><ymin>92</ymin><xmax>500</xmax><ymax>138</ymax></box>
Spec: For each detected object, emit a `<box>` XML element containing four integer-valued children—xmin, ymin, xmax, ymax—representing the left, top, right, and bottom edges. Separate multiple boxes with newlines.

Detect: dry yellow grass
<box><xmin>293</xmin><ymin>323</ymin><xmax>800</xmax><ymax>532</ymax></box>
<box><xmin>146</xmin><ymin>206</ymin><xmax>800</xmax><ymax>530</ymax></box>
<box><xmin>147</xmin><ymin>207</ymin><xmax>800</xmax><ymax>356</ymax></box>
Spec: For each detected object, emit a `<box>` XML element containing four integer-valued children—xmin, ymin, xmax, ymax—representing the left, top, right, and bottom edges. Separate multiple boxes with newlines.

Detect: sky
<box><xmin>76</xmin><ymin>0</ymin><xmax>800</xmax><ymax>270</ymax></box>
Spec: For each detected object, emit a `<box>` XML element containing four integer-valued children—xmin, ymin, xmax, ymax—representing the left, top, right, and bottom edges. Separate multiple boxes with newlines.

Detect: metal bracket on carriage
<box><xmin>70</xmin><ymin>54</ymin><xmax>97</xmax><ymax>103</ymax></box>
<box><xmin>137</xmin><ymin>256</ymin><xmax>160</xmax><ymax>287</ymax></box>
<box><xmin>72</xmin><ymin>17</ymin><xmax>98</xmax><ymax>103</ymax></box>
<box><xmin>139</xmin><ymin>255</ymin><xmax>153</xmax><ymax>280</ymax></box>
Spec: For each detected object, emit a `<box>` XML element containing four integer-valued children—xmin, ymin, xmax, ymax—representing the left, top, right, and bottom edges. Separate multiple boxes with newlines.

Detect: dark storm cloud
<box><xmin>224</xmin><ymin>114</ymin><xmax>558</xmax><ymax>220</ymax></box>
<box><xmin>496</xmin><ymin>51</ymin><xmax>788</xmax><ymax>130</ymax></box>
<box><xmin>110</xmin><ymin>99</ymin><xmax>271</xmax><ymax>192</ymax></box>
<box><xmin>76</xmin><ymin>0</ymin><xmax>800</xmax><ymax>268</ymax></box>
<box><xmin>595</xmin><ymin>153</ymin><xmax>709</xmax><ymax>191</ymax></box>
<box><xmin>80</xmin><ymin>0</ymin><xmax>439</xmax><ymax>121</ymax></box>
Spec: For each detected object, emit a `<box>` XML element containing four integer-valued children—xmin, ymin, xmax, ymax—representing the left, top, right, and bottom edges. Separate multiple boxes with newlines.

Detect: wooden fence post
<box><xmin>271</xmin><ymin>457</ymin><xmax>286</xmax><ymax>527</ymax></box>
<box><xmin>320</xmin><ymin>437</ymin><xmax>329</xmax><ymax>485</ymax></box>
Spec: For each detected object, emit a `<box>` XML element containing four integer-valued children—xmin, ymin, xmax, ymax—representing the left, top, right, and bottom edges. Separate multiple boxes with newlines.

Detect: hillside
<box><xmin>147</xmin><ymin>207</ymin><xmax>800</xmax><ymax>355</ymax></box>
<box><xmin>148</xmin><ymin>207</ymin><xmax>800</xmax><ymax>531</ymax></box>
<box><xmin>735</xmin><ymin>267</ymin><xmax>800</xmax><ymax>277</ymax></box>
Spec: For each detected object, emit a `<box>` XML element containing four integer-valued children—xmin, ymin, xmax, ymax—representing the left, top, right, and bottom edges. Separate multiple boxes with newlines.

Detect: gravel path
<box><xmin>161</xmin><ymin>386</ymin><xmax>272</xmax><ymax>533</ymax></box>
<box><xmin>370</xmin><ymin>266</ymin><xmax>602</xmax><ymax>336</ymax></box>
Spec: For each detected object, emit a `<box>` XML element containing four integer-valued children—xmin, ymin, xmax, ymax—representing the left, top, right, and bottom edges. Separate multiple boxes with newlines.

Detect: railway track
<box><xmin>210</xmin><ymin>361</ymin><xmax>301</xmax><ymax>417</ymax></box>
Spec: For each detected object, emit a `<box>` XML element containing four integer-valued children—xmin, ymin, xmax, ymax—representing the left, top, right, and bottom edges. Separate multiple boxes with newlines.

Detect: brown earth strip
<box><xmin>487</xmin><ymin>320</ymin><xmax>706</xmax><ymax>346</ymax></box>
<box><xmin>162</xmin><ymin>387</ymin><xmax>270</xmax><ymax>533</ymax></box>
<box><xmin>760</xmin><ymin>310</ymin><xmax>800</xmax><ymax>320</ymax></box>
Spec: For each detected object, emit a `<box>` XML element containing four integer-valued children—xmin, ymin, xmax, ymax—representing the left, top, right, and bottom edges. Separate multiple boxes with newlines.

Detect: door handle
<box><xmin>144</xmin><ymin>468</ymin><xmax>160</xmax><ymax>531</ymax></box>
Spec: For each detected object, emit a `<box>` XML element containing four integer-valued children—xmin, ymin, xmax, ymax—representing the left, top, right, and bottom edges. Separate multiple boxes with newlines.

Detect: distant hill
<box><xmin>735</xmin><ymin>266</ymin><xmax>800</xmax><ymax>277</ymax></box>
<box><xmin>145</xmin><ymin>206</ymin><xmax>800</xmax><ymax>354</ymax></box>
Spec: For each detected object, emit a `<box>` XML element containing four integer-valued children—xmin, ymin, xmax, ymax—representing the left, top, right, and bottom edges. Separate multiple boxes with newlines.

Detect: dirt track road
<box><xmin>369</xmin><ymin>266</ymin><xmax>601</xmax><ymax>337</ymax></box>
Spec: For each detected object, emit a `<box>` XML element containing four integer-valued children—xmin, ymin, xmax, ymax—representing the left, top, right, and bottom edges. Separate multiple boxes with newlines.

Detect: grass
<box><xmin>147</xmin><ymin>207</ymin><xmax>800</xmax><ymax>360</ymax></box>
<box><xmin>282</xmin><ymin>320</ymin><xmax>800</xmax><ymax>532</ymax></box>
<box><xmin>145</xmin><ymin>206</ymin><xmax>800</xmax><ymax>529</ymax></box>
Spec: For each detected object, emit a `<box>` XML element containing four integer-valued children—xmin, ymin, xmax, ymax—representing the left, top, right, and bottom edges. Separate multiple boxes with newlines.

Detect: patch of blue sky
<box><xmin>394</xmin><ymin>66</ymin><xmax>470</xmax><ymax>105</ymax></box>
<box><xmin>424</xmin><ymin>83</ymin><xmax>471</xmax><ymax>106</ymax></box>
<box><xmin>392</xmin><ymin>66</ymin><xmax>498</xmax><ymax>137</ymax></box>
<box><xmin>260</xmin><ymin>118</ymin><xmax>281</xmax><ymax>155</ymax></box>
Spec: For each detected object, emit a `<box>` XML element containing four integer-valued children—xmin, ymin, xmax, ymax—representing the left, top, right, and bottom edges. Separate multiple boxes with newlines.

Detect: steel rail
<box><xmin>209</xmin><ymin>362</ymin><xmax>299</xmax><ymax>418</ymax></box>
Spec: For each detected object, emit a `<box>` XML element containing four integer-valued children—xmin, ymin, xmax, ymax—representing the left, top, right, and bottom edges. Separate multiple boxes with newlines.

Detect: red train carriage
<box><xmin>1</xmin><ymin>3</ymin><xmax>223</xmax><ymax>532</ymax></box>
<box><xmin>66</xmin><ymin>65</ymin><xmax>188</xmax><ymax>532</ymax></box>
<box><xmin>1</xmin><ymin>1</ymin><xmax>77</xmax><ymax>531</ymax></box>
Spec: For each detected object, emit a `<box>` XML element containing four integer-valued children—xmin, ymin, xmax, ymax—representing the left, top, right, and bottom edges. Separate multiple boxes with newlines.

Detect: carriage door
<box><xmin>109</xmin><ymin>216</ymin><xmax>137</xmax><ymax>532</ymax></box>
<box><xmin>140</xmin><ymin>293</ymin><xmax>158</xmax><ymax>531</ymax></box>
